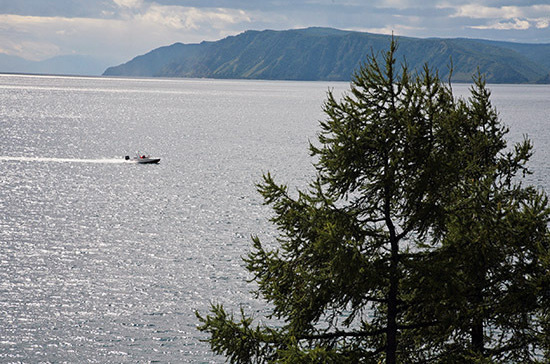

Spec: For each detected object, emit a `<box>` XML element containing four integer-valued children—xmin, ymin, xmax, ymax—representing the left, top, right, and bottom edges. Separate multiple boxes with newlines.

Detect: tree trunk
<box><xmin>383</xmin><ymin>147</ymin><xmax>399</xmax><ymax>364</ymax></box>
<box><xmin>471</xmin><ymin>319</ymin><xmax>484</xmax><ymax>355</ymax></box>
<box><xmin>386</xmin><ymin>221</ymin><xmax>399</xmax><ymax>364</ymax></box>
<box><xmin>471</xmin><ymin>267</ymin><xmax>485</xmax><ymax>356</ymax></box>
<box><xmin>387</xmin><ymin>253</ymin><xmax>398</xmax><ymax>364</ymax></box>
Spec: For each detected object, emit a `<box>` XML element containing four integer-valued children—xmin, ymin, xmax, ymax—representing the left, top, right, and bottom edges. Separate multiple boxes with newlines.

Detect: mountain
<box><xmin>103</xmin><ymin>27</ymin><xmax>550</xmax><ymax>84</ymax></box>
<box><xmin>0</xmin><ymin>54</ymin><xmax>114</xmax><ymax>76</ymax></box>
<box><xmin>0</xmin><ymin>53</ymin><xmax>35</xmax><ymax>73</ymax></box>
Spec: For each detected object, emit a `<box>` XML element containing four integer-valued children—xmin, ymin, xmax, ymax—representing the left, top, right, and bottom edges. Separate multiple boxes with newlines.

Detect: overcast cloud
<box><xmin>0</xmin><ymin>0</ymin><xmax>548</xmax><ymax>63</ymax></box>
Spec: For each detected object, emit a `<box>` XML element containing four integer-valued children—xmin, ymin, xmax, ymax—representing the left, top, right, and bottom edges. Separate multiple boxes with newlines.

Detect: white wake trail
<box><xmin>0</xmin><ymin>156</ymin><xmax>125</xmax><ymax>164</ymax></box>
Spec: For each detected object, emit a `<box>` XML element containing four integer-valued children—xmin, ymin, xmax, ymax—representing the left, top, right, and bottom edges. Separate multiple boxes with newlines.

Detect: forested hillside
<box><xmin>104</xmin><ymin>27</ymin><xmax>550</xmax><ymax>83</ymax></box>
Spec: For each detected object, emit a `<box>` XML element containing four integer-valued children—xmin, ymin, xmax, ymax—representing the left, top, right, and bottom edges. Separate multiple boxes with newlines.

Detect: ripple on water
<box><xmin>1</xmin><ymin>75</ymin><xmax>549</xmax><ymax>362</ymax></box>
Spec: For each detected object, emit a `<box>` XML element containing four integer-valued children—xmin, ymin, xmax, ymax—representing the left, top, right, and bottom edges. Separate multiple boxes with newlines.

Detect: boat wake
<box><xmin>0</xmin><ymin>156</ymin><xmax>125</xmax><ymax>164</ymax></box>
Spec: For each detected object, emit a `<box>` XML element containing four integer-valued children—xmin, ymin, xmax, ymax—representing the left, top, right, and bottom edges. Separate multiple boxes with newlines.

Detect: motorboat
<box><xmin>124</xmin><ymin>153</ymin><xmax>160</xmax><ymax>164</ymax></box>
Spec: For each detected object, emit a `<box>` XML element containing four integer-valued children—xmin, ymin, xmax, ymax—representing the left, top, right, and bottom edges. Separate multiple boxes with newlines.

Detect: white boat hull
<box><xmin>125</xmin><ymin>155</ymin><xmax>160</xmax><ymax>164</ymax></box>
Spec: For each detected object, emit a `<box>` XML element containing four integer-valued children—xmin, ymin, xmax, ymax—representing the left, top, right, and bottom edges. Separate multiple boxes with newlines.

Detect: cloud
<box><xmin>471</xmin><ymin>17</ymin><xmax>530</xmax><ymax>30</ymax></box>
<box><xmin>440</xmin><ymin>3</ymin><xmax>550</xmax><ymax>32</ymax></box>
<box><xmin>1</xmin><ymin>0</ymin><xmax>549</xmax><ymax>64</ymax></box>
<box><xmin>447</xmin><ymin>4</ymin><xmax>523</xmax><ymax>19</ymax></box>
<box><xmin>353</xmin><ymin>21</ymin><xmax>426</xmax><ymax>36</ymax></box>
<box><xmin>134</xmin><ymin>5</ymin><xmax>251</xmax><ymax>31</ymax></box>
<box><xmin>0</xmin><ymin>14</ymin><xmax>119</xmax><ymax>60</ymax></box>
<box><xmin>535</xmin><ymin>18</ymin><xmax>549</xmax><ymax>29</ymax></box>
<box><xmin>113</xmin><ymin>0</ymin><xmax>143</xmax><ymax>9</ymax></box>
<box><xmin>0</xmin><ymin>4</ymin><xmax>255</xmax><ymax>61</ymax></box>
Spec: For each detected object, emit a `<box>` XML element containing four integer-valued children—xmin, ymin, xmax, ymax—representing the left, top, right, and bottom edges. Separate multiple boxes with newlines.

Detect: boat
<box><xmin>124</xmin><ymin>153</ymin><xmax>160</xmax><ymax>164</ymax></box>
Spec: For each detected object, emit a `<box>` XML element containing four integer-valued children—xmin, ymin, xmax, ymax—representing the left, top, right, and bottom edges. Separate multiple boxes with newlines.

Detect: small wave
<box><xmin>0</xmin><ymin>156</ymin><xmax>125</xmax><ymax>164</ymax></box>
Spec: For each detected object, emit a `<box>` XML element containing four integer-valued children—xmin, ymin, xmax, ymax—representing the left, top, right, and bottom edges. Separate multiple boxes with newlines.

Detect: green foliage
<box><xmin>196</xmin><ymin>38</ymin><xmax>550</xmax><ymax>363</ymax></box>
<box><xmin>196</xmin><ymin>304</ymin><xmax>279</xmax><ymax>363</ymax></box>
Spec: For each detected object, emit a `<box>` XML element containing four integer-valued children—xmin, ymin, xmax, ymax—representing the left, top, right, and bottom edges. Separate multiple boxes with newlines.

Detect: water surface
<box><xmin>1</xmin><ymin>74</ymin><xmax>549</xmax><ymax>362</ymax></box>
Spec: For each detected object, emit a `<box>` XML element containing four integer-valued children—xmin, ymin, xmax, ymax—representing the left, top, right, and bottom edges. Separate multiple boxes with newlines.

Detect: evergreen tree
<box><xmin>197</xmin><ymin>39</ymin><xmax>550</xmax><ymax>363</ymax></box>
<box><xmin>402</xmin><ymin>78</ymin><xmax>550</xmax><ymax>362</ymax></box>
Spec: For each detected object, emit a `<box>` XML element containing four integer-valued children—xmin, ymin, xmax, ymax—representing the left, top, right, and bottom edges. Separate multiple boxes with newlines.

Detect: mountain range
<box><xmin>0</xmin><ymin>53</ymin><xmax>113</xmax><ymax>76</ymax></box>
<box><xmin>103</xmin><ymin>27</ymin><xmax>550</xmax><ymax>84</ymax></box>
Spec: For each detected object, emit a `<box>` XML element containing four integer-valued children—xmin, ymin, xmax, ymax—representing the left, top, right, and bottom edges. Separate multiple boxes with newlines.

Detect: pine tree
<box><xmin>197</xmin><ymin>38</ymin><xmax>550</xmax><ymax>363</ymax></box>
<box><xmin>401</xmin><ymin>78</ymin><xmax>550</xmax><ymax>363</ymax></box>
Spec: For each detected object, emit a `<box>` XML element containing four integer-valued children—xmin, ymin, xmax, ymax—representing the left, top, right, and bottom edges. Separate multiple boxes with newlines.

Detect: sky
<box><xmin>0</xmin><ymin>0</ymin><xmax>549</xmax><ymax>64</ymax></box>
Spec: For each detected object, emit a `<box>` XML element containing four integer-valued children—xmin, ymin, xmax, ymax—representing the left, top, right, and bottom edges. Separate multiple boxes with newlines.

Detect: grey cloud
<box><xmin>0</xmin><ymin>0</ymin><xmax>548</xmax><ymax>65</ymax></box>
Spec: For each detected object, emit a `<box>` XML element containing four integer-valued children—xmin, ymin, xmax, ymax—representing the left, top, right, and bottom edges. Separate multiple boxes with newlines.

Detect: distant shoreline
<box><xmin>103</xmin><ymin>28</ymin><xmax>550</xmax><ymax>84</ymax></box>
<box><xmin>4</xmin><ymin>72</ymin><xmax>550</xmax><ymax>86</ymax></box>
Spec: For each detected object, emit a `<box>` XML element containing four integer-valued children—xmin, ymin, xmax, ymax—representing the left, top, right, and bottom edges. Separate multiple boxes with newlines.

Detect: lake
<box><xmin>1</xmin><ymin>74</ymin><xmax>549</xmax><ymax>362</ymax></box>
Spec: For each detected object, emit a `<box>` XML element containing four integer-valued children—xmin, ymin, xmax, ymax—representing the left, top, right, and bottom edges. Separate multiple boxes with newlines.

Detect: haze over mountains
<box><xmin>104</xmin><ymin>28</ymin><xmax>550</xmax><ymax>84</ymax></box>
<box><xmin>0</xmin><ymin>53</ymin><xmax>113</xmax><ymax>76</ymax></box>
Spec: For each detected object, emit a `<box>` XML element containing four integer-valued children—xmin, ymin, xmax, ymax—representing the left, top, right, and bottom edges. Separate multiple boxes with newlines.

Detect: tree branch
<box><xmin>300</xmin><ymin>328</ymin><xmax>387</xmax><ymax>341</ymax></box>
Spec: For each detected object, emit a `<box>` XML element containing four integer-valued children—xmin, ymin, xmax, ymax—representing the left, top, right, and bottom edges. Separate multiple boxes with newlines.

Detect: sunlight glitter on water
<box><xmin>1</xmin><ymin>74</ymin><xmax>549</xmax><ymax>363</ymax></box>
<box><xmin>0</xmin><ymin>156</ymin><xmax>126</xmax><ymax>163</ymax></box>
